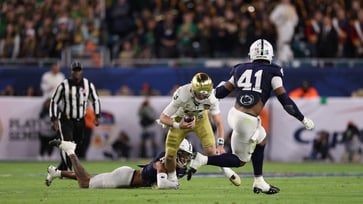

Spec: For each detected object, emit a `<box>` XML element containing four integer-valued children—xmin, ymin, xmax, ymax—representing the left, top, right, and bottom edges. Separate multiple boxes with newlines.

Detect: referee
<box><xmin>49</xmin><ymin>61</ymin><xmax>101</xmax><ymax>171</ymax></box>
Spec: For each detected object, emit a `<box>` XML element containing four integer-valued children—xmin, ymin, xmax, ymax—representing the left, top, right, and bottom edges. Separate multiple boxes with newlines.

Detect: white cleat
<box><xmin>229</xmin><ymin>173</ymin><xmax>241</xmax><ymax>186</ymax></box>
<box><xmin>253</xmin><ymin>180</ymin><xmax>280</xmax><ymax>194</ymax></box>
<box><xmin>45</xmin><ymin>165</ymin><xmax>59</xmax><ymax>187</ymax></box>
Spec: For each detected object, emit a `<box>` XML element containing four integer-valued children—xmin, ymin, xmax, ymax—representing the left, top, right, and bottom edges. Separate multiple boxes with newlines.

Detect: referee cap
<box><xmin>71</xmin><ymin>61</ymin><xmax>83</xmax><ymax>71</ymax></box>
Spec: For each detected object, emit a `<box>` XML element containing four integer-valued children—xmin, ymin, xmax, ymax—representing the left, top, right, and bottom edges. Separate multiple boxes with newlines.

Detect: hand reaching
<box><xmin>302</xmin><ymin>117</ymin><xmax>314</xmax><ymax>130</ymax></box>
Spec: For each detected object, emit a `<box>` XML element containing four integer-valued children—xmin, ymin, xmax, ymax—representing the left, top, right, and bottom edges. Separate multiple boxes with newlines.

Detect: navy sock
<box><xmin>207</xmin><ymin>153</ymin><xmax>241</xmax><ymax>167</ymax></box>
<box><xmin>251</xmin><ymin>144</ymin><xmax>265</xmax><ymax>176</ymax></box>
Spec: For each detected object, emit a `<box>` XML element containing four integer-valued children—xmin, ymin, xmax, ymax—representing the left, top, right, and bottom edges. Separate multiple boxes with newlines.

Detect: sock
<box><xmin>207</xmin><ymin>153</ymin><xmax>241</xmax><ymax>167</ymax></box>
<box><xmin>220</xmin><ymin>167</ymin><xmax>234</xmax><ymax>178</ymax></box>
<box><xmin>251</xmin><ymin>144</ymin><xmax>265</xmax><ymax>176</ymax></box>
<box><xmin>167</xmin><ymin>171</ymin><xmax>177</xmax><ymax>182</ymax></box>
<box><xmin>254</xmin><ymin>175</ymin><xmax>265</xmax><ymax>183</ymax></box>
<box><xmin>55</xmin><ymin>169</ymin><xmax>61</xmax><ymax>177</ymax></box>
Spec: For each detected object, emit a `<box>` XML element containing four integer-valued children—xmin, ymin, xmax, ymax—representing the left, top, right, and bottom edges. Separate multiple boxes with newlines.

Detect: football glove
<box><xmin>302</xmin><ymin>117</ymin><xmax>314</xmax><ymax>130</ymax></box>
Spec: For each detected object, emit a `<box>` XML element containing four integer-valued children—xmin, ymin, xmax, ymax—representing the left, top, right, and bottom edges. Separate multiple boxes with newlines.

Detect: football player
<box><xmin>187</xmin><ymin>39</ymin><xmax>315</xmax><ymax>194</ymax></box>
<box><xmin>158</xmin><ymin>72</ymin><xmax>241</xmax><ymax>186</ymax></box>
<box><xmin>45</xmin><ymin>138</ymin><xmax>193</xmax><ymax>189</ymax></box>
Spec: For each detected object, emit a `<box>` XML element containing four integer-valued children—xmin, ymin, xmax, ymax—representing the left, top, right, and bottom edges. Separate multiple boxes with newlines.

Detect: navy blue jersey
<box><xmin>230</xmin><ymin>62</ymin><xmax>283</xmax><ymax>107</ymax></box>
<box><xmin>140</xmin><ymin>151</ymin><xmax>187</xmax><ymax>186</ymax></box>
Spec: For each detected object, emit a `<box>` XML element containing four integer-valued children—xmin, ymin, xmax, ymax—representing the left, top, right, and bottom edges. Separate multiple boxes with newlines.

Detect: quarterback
<box><xmin>45</xmin><ymin>139</ymin><xmax>193</xmax><ymax>189</ymax></box>
<box><xmin>158</xmin><ymin>72</ymin><xmax>240</xmax><ymax>186</ymax></box>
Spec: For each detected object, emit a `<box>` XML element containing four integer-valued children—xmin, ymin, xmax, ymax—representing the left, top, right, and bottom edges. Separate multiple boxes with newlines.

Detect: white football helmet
<box><xmin>176</xmin><ymin>139</ymin><xmax>193</xmax><ymax>168</ymax></box>
<box><xmin>248</xmin><ymin>39</ymin><xmax>274</xmax><ymax>63</ymax></box>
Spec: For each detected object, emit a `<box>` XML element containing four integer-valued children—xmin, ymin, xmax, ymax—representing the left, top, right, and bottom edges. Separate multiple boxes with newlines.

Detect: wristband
<box><xmin>217</xmin><ymin>138</ymin><xmax>224</xmax><ymax>146</ymax></box>
<box><xmin>173</xmin><ymin>122</ymin><xmax>180</xmax><ymax>129</ymax></box>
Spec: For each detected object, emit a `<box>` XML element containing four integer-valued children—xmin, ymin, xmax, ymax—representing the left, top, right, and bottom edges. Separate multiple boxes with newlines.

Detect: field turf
<box><xmin>0</xmin><ymin>160</ymin><xmax>362</xmax><ymax>204</ymax></box>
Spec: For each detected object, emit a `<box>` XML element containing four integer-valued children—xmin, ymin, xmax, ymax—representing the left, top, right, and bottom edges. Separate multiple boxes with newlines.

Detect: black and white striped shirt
<box><xmin>50</xmin><ymin>78</ymin><xmax>100</xmax><ymax>120</ymax></box>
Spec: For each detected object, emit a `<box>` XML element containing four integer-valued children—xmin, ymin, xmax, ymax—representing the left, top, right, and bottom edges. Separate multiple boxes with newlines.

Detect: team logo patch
<box><xmin>240</xmin><ymin>94</ymin><xmax>255</xmax><ymax>106</ymax></box>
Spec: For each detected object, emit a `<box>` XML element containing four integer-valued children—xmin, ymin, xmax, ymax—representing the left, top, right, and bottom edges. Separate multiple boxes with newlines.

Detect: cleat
<box><xmin>229</xmin><ymin>173</ymin><xmax>241</xmax><ymax>186</ymax></box>
<box><xmin>253</xmin><ymin>180</ymin><xmax>280</xmax><ymax>194</ymax></box>
<box><xmin>45</xmin><ymin>165</ymin><xmax>59</xmax><ymax>187</ymax></box>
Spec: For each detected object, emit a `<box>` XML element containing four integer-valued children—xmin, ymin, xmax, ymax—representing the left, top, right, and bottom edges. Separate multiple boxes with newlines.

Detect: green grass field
<box><xmin>0</xmin><ymin>160</ymin><xmax>362</xmax><ymax>204</ymax></box>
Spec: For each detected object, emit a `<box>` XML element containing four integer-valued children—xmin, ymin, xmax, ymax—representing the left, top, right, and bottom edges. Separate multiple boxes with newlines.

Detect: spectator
<box><xmin>0</xmin><ymin>23</ymin><xmax>20</xmax><ymax>58</ymax></box>
<box><xmin>38</xmin><ymin>98</ymin><xmax>57</xmax><ymax>161</ymax></box>
<box><xmin>36</xmin><ymin>16</ymin><xmax>56</xmax><ymax>58</ymax></box>
<box><xmin>111</xmin><ymin>131</ymin><xmax>131</xmax><ymax>160</ymax></box>
<box><xmin>155</xmin><ymin>9</ymin><xmax>178</xmax><ymax>58</ymax></box>
<box><xmin>115</xmin><ymin>85</ymin><xmax>135</xmax><ymax>96</ymax></box>
<box><xmin>0</xmin><ymin>84</ymin><xmax>17</xmax><ymax>96</ymax></box>
<box><xmin>211</xmin><ymin>16</ymin><xmax>236</xmax><ymax>58</ymax></box>
<box><xmin>71</xmin><ymin>16</ymin><xmax>86</xmax><ymax>55</ymax></box>
<box><xmin>305</xmin><ymin>9</ymin><xmax>323</xmax><ymax>58</ymax></box>
<box><xmin>53</xmin><ymin>16</ymin><xmax>73</xmax><ymax>58</ymax></box>
<box><xmin>305</xmin><ymin>130</ymin><xmax>334</xmax><ymax>162</ymax></box>
<box><xmin>118</xmin><ymin>39</ymin><xmax>136</xmax><ymax>66</ymax></box>
<box><xmin>236</xmin><ymin>16</ymin><xmax>255</xmax><ymax>58</ymax></box>
<box><xmin>177</xmin><ymin>11</ymin><xmax>198</xmax><ymax>57</ymax></box>
<box><xmin>350</xmin><ymin>8</ymin><xmax>363</xmax><ymax>58</ymax></box>
<box><xmin>138</xmin><ymin>97</ymin><xmax>158</xmax><ymax>158</ymax></box>
<box><xmin>341</xmin><ymin>121</ymin><xmax>362</xmax><ymax>163</ymax></box>
<box><xmin>140</xmin><ymin>83</ymin><xmax>160</xmax><ymax>96</ymax></box>
<box><xmin>139</xmin><ymin>17</ymin><xmax>157</xmax><ymax>58</ymax></box>
<box><xmin>196</xmin><ymin>15</ymin><xmax>213</xmax><ymax>57</ymax></box>
<box><xmin>24</xmin><ymin>85</ymin><xmax>40</xmax><ymax>96</ymax></box>
<box><xmin>106</xmin><ymin>0</ymin><xmax>133</xmax><ymax>39</ymax></box>
<box><xmin>19</xmin><ymin>28</ymin><xmax>37</xmax><ymax>59</ymax></box>
<box><xmin>289</xmin><ymin>80</ymin><xmax>319</xmax><ymax>99</ymax></box>
<box><xmin>40</xmin><ymin>62</ymin><xmax>65</xmax><ymax>99</ymax></box>
<box><xmin>332</xmin><ymin>6</ymin><xmax>350</xmax><ymax>57</ymax></box>
<box><xmin>316</xmin><ymin>15</ymin><xmax>339</xmax><ymax>65</ymax></box>
<box><xmin>269</xmin><ymin>0</ymin><xmax>299</xmax><ymax>65</ymax></box>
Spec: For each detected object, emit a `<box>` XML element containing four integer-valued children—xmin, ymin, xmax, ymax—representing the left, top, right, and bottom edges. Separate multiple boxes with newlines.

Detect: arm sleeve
<box><xmin>157</xmin><ymin>173</ymin><xmax>178</xmax><ymax>189</ymax></box>
<box><xmin>215</xmin><ymin>76</ymin><xmax>234</xmax><ymax>99</ymax></box>
<box><xmin>276</xmin><ymin>93</ymin><xmax>304</xmax><ymax>121</ymax></box>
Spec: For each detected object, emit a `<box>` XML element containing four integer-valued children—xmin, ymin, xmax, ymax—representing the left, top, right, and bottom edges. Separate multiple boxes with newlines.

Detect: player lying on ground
<box><xmin>45</xmin><ymin>139</ymin><xmax>193</xmax><ymax>189</ymax></box>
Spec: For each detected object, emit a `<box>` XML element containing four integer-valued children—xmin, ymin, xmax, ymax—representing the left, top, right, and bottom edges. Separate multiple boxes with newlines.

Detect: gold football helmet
<box><xmin>191</xmin><ymin>73</ymin><xmax>213</xmax><ymax>101</ymax></box>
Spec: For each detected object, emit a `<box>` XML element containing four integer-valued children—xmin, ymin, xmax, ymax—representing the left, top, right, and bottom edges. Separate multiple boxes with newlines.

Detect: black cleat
<box><xmin>49</xmin><ymin>139</ymin><xmax>61</xmax><ymax>147</ymax></box>
<box><xmin>187</xmin><ymin>168</ymin><xmax>197</xmax><ymax>181</ymax></box>
<box><xmin>253</xmin><ymin>185</ymin><xmax>280</xmax><ymax>194</ymax></box>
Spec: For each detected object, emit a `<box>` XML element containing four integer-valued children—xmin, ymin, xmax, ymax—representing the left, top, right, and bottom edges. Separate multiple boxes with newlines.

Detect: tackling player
<box><xmin>45</xmin><ymin>139</ymin><xmax>193</xmax><ymax>189</ymax></box>
<box><xmin>158</xmin><ymin>72</ymin><xmax>241</xmax><ymax>186</ymax></box>
<box><xmin>187</xmin><ymin>39</ymin><xmax>315</xmax><ymax>194</ymax></box>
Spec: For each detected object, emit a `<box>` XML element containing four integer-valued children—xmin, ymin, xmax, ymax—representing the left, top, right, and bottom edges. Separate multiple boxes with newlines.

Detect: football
<box><xmin>183</xmin><ymin>115</ymin><xmax>194</xmax><ymax>123</ymax></box>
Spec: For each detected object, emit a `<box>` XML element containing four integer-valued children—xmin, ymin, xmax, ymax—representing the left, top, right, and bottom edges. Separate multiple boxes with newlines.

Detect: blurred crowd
<box><xmin>1</xmin><ymin>0</ymin><xmax>363</xmax><ymax>64</ymax></box>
